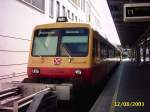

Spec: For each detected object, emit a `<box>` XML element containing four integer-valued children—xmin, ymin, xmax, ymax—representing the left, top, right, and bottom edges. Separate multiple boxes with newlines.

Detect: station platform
<box><xmin>90</xmin><ymin>59</ymin><xmax>150</xmax><ymax>112</ymax></box>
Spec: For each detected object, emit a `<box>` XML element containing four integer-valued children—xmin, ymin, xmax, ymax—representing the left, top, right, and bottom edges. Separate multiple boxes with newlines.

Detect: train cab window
<box><xmin>32</xmin><ymin>28</ymin><xmax>89</xmax><ymax>57</ymax></box>
<box><xmin>32</xmin><ymin>29</ymin><xmax>59</xmax><ymax>56</ymax></box>
<box><xmin>61</xmin><ymin>29</ymin><xmax>89</xmax><ymax>57</ymax></box>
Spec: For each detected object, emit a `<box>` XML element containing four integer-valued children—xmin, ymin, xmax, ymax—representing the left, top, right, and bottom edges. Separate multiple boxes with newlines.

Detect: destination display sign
<box><xmin>124</xmin><ymin>3</ymin><xmax>150</xmax><ymax>22</ymax></box>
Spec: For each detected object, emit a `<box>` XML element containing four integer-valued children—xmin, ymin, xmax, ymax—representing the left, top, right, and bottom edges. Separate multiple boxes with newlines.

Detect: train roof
<box><xmin>34</xmin><ymin>17</ymin><xmax>91</xmax><ymax>29</ymax></box>
<box><xmin>33</xmin><ymin>17</ymin><xmax>120</xmax><ymax>52</ymax></box>
<box><xmin>34</xmin><ymin>22</ymin><xmax>92</xmax><ymax>30</ymax></box>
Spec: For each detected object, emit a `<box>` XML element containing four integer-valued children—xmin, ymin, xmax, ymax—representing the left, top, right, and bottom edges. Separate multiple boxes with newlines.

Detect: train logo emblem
<box><xmin>53</xmin><ymin>58</ymin><xmax>61</xmax><ymax>65</ymax></box>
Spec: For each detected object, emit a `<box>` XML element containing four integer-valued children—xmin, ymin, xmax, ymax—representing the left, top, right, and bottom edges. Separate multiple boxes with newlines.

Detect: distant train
<box><xmin>25</xmin><ymin>17</ymin><xmax>120</xmax><ymax>89</ymax></box>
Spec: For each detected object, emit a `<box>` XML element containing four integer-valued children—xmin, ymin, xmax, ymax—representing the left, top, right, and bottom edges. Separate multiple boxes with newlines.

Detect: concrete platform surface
<box><xmin>90</xmin><ymin>60</ymin><xmax>150</xmax><ymax>112</ymax></box>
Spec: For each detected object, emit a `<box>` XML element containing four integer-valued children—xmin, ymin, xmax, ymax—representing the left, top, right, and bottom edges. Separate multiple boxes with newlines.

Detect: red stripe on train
<box><xmin>27</xmin><ymin>67</ymin><xmax>92</xmax><ymax>79</ymax></box>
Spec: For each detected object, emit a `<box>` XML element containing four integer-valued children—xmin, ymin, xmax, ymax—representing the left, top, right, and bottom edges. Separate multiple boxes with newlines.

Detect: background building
<box><xmin>0</xmin><ymin>0</ymin><xmax>103</xmax><ymax>79</ymax></box>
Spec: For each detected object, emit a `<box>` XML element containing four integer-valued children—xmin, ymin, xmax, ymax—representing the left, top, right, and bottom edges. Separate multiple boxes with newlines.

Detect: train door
<box><xmin>92</xmin><ymin>33</ymin><xmax>105</xmax><ymax>84</ymax></box>
<box><xmin>93</xmin><ymin>31</ymin><xmax>101</xmax><ymax>64</ymax></box>
<box><xmin>93</xmin><ymin>38</ymin><xmax>99</xmax><ymax>63</ymax></box>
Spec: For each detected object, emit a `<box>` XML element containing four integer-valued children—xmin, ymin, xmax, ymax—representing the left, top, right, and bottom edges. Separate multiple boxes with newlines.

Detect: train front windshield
<box><xmin>32</xmin><ymin>28</ymin><xmax>89</xmax><ymax>57</ymax></box>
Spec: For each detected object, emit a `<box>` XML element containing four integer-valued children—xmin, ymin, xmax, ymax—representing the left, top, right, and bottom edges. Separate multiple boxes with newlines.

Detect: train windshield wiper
<box><xmin>60</xmin><ymin>44</ymin><xmax>72</xmax><ymax>58</ymax></box>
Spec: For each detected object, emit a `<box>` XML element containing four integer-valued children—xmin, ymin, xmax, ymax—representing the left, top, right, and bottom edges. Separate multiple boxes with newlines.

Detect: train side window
<box><xmin>103</xmin><ymin>46</ymin><xmax>106</xmax><ymax>58</ymax></box>
<box><xmin>97</xmin><ymin>39</ymin><xmax>100</xmax><ymax>58</ymax></box>
<box><xmin>93</xmin><ymin>39</ymin><xmax>98</xmax><ymax>57</ymax></box>
<box><xmin>100</xmin><ymin>43</ymin><xmax>104</xmax><ymax>59</ymax></box>
<box><xmin>108</xmin><ymin>48</ymin><xmax>110</xmax><ymax>58</ymax></box>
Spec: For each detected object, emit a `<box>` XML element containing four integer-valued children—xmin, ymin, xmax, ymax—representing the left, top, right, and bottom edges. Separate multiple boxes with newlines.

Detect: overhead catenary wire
<box><xmin>0</xmin><ymin>72</ymin><xmax>27</xmax><ymax>80</ymax></box>
<box><xmin>0</xmin><ymin>72</ymin><xmax>27</xmax><ymax>78</ymax></box>
<box><xmin>0</xmin><ymin>34</ymin><xmax>29</xmax><ymax>65</ymax></box>
<box><xmin>0</xmin><ymin>49</ymin><xmax>29</xmax><ymax>52</ymax></box>
<box><xmin>0</xmin><ymin>34</ymin><xmax>31</xmax><ymax>41</ymax></box>
<box><xmin>0</xmin><ymin>63</ymin><xmax>27</xmax><ymax>67</ymax></box>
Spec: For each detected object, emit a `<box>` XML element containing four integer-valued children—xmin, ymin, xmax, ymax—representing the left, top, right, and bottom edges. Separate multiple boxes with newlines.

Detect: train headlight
<box><xmin>32</xmin><ymin>68</ymin><xmax>40</xmax><ymax>74</ymax></box>
<box><xmin>75</xmin><ymin>69</ymin><xmax>83</xmax><ymax>75</ymax></box>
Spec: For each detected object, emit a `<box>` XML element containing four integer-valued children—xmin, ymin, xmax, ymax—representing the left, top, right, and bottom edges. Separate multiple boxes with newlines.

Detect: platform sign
<box><xmin>124</xmin><ymin>3</ymin><xmax>150</xmax><ymax>22</ymax></box>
